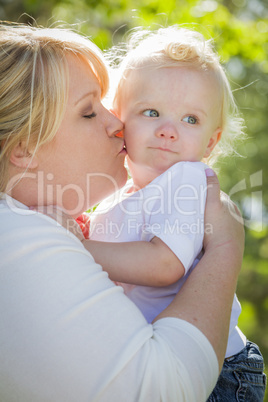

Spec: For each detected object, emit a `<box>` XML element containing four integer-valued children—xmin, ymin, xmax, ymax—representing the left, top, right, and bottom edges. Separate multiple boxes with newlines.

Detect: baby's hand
<box><xmin>30</xmin><ymin>205</ymin><xmax>85</xmax><ymax>241</ymax></box>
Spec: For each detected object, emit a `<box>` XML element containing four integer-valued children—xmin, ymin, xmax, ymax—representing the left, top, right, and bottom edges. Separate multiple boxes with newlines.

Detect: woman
<box><xmin>0</xmin><ymin>23</ymin><xmax>245</xmax><ymax>401</ymax></box>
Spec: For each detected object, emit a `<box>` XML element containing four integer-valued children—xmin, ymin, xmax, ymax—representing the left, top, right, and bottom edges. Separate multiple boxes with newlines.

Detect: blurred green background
<box><xmin>1</xmin><ymin>0</ymin><xmax>267</xmax><ymax>397</ymax></box>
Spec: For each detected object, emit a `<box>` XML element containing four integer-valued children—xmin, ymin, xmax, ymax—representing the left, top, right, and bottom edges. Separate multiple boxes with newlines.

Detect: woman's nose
<box><xmin>106</xmin><ymin>109</ymin><xmax>124</xmax><ymax>137</ymax></box>
<box><xmin>155</xmin><ymin>123</ymin><xmax>178</xmax><ymax>140</ymax></box>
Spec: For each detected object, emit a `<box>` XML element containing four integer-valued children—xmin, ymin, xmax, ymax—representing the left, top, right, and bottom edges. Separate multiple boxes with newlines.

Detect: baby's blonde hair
<box><xmin>0</xmin><ymin>23</ymin><xmax>109</xmax><ymax>193</ymax></box>
<box><xmin>110</xmin><ymin>26</ymin><xmax>244</xmax><ymax>165</ymax></box>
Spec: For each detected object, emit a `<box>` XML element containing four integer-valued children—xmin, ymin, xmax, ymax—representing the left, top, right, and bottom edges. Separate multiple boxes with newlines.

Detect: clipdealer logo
<box><xmin>228</xmin><ymin>170</ymin><xmax>264</xmax><ymax>232</ymax></box>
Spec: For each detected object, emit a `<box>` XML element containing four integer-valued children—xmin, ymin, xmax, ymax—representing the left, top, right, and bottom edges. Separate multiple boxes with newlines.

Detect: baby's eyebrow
<box><xmin>134</xmin><ymin>100</ymin><xmax>154</xmax><ymax>107</ymax></box>
<box><xmin>183</xmin><ymin>104</ymin><xmax>208</xmax><ymax>117</ymax></box>
<box><xmin>193</xmin><ymin>108</ymin><xmax>207</xmax><ymax>117</ymax></box>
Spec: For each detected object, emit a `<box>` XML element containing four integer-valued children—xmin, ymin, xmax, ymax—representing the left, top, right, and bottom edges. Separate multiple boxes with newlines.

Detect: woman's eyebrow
<box><xmin>75</xmin><ymin>90</ymin><xmax>98</xmax><ymax>106</ymax></box>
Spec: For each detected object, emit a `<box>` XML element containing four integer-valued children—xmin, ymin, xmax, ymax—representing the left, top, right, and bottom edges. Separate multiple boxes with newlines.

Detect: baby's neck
<box><xmin>128</xmin><ymin>167</ymin><xmax>159</xmax><ymax>192</ymax></box>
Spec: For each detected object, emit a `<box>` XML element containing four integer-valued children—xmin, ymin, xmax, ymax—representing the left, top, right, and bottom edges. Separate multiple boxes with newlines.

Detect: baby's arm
<box><xmin>82</xmin><ymin>237</ymin><xmax>185</xmax><ymax>287</ymax></box>
<box><xmin>30</xmin><ymin>206</ymin><xmax>184</xmax><ymax>287</ymax></box>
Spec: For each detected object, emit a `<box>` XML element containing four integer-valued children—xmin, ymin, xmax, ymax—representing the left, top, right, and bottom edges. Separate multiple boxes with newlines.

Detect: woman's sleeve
<box><xmin>0</xmin><ymin>210</ymin><xmax>218</xmax><ymax>402</ymax></box>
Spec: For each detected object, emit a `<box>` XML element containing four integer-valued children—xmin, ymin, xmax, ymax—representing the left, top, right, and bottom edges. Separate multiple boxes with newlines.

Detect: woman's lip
<box><xmin>119</xmin><ymin>144</ymin><xmax>127</xmax><ymax>154</ymax></box>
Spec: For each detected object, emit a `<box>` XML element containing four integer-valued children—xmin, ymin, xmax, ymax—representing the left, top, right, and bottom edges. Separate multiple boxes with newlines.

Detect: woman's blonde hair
<box><xmin>110</xmin><ymin>26</ymin><xmax>245</xmax><ymax>165</ymax></box>
<box><xmin>0</xmin><ymin>22</ymin><xmax>109</xmax><ymax>193</ymax></box>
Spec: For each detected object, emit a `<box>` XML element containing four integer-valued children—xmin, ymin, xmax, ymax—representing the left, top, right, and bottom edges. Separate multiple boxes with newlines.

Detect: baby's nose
<box><xmin>155</xmin><ymin>123</ymin><xmax>178</xmax><ymax>140</ymax></box>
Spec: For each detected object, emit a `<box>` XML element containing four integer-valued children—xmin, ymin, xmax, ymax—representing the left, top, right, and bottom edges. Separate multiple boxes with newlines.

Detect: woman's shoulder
<box><xmin>0</xmin><ymin>195</ymin><xmax>85</xmax><ymax>252</ymax></box>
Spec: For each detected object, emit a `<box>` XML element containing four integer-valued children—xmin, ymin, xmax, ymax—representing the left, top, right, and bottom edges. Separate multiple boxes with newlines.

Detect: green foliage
<box><xmin>1</xmin><ymin>0</ymin><xmax>267</xmax><ymax>398</ymax></box>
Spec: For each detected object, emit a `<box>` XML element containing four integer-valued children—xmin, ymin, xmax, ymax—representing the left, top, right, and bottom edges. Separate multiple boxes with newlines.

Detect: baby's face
<box><xmin>118</xmin><ymin>65</ymin><xmax>222</xmax><ymax>187</ymax></box>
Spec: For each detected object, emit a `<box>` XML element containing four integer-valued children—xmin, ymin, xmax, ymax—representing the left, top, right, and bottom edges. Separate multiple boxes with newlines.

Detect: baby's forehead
<box><xmin>124</xmin><ymin>62</ymin><xmax>221</xmax><ymax>89</ymax></box>
<box><xmin>121</xmin><ymin>64</ymin><xmax>221</xmax><ymax>102</ymax></box>
<box><xmin>116</xmin><ymin>62</ymin><xmax>224</xmax><ymax>117</ymax></box>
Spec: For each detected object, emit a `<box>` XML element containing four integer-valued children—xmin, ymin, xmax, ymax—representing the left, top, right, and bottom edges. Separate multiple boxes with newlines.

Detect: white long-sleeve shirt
<box><xmin>0</xmin><ymin>194</ymin><xmax>218</xmax><ymax>401</ymax></box>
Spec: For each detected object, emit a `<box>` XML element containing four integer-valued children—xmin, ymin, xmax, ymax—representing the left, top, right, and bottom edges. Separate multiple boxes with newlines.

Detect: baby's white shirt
<box><xmin>90</xmin><ymin>162</ymin><xmax>246</xmax><ymax>357</ymax></box>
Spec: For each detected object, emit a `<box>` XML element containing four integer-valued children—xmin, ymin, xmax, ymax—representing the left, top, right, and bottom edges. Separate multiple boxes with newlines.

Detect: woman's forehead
<box><xmin>66</xmin><ymin>55</ymin><xmax>101</xmax><ymax>103</ymax></box>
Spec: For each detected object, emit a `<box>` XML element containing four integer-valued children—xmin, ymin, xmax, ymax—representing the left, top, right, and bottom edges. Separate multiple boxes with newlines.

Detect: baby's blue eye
<box><xmin>182</xmin><ymin>116</ymin><xmax>197</xmax><ymax>124</ymax></box>
<box><xmin>143</xmin><ymin>109</ymin><xmax>159</xmax><ymax>117</ymax></box>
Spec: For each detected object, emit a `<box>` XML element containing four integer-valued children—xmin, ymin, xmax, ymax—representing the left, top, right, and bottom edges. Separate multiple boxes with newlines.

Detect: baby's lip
<box><xmin>152</xmin><ymin>146</ymin><xmax>176</xmax><ymax>153</ymax></box>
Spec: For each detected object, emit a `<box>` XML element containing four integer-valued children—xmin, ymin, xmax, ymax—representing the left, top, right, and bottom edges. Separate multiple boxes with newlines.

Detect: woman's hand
<box><xmin>156</xmin><ymin>169</ymin><xmax>245</xmax><ymax>368</ymax></box>
<box><xmin>204</xmin><ymin>169</ymin><xmax>245</xmax><ymax>272</ymax></box>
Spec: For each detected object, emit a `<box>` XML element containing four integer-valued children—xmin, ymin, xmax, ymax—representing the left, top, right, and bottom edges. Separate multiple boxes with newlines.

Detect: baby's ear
<box><xmin>204</xmin><ymin>128</ymin><xmax>222</xmax><ymax>158</ymax></box>
<box><xmin>10</xmin><ymin>142</ymin><xmax>38</xmax><ymax>169</ymax></box>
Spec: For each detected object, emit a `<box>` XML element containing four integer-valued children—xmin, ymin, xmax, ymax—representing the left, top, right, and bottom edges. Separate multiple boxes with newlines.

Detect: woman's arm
<box><xmin>30</xmin><ymin>169</ymin><xmax>244</xmax><ymax>371</ymax></box>
<box><xmin>0</xmin><ymin>170</ymin><xmax>243</xmax><ymax>401</ymax></box>
<box><xmin>0</xmin><ymin>198</ymin><xmax>218</xmax><ymax>402</ymax></box>
<box><xmin>155</xmin><ymin>169</ymin><xmax>244</xmax><ymax>369</ymax></box>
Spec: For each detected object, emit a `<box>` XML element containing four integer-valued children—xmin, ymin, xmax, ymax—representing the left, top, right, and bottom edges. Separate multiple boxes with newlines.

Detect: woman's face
<box><xmin>36</xmin><ymin>55</ymin><xmax>127</xmax><ymax>217</ymax></box>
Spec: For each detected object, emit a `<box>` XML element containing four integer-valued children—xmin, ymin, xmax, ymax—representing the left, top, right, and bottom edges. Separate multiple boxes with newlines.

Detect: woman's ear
<box><xmin>9</xmin><ymin>142</ymin><xmax>38</xmax><ymax>169</ymax></box>
<box><xmin>204</xmin><ymin>128</ymin><xmax>222</xmax><ymax>158</ymax></box>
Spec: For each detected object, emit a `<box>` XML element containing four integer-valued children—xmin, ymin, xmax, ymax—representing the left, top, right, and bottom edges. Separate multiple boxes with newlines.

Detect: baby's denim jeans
<box><xmin>207</xmin><ymin>341</ymin><xmax>266</xmax><ymax>401</ymax></box>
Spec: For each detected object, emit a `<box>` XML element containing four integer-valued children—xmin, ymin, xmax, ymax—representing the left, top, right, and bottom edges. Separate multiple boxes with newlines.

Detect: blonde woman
<box><xmin>0</xmin><ymin>22</ymin><xmax>247</xmax><ymax>401</ymax></box>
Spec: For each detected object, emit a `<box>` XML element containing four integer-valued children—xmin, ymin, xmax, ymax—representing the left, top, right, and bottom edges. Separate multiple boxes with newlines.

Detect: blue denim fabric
<box><xmin>207</xmin><ymin>341</ymin><xmax>266</xmax><ymax>401</ymax></box>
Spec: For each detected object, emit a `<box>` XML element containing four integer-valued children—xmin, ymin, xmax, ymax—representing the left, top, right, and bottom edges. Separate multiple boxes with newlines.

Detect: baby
<box><xmin>82</xmin><ymin>26</ymin><xmax>265</xmax><ymax>401</ymax></box>
<box><xmin>89</xmin><ymin>26</ymin><xmax>243</xmax><ymax>322</ymax></box>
